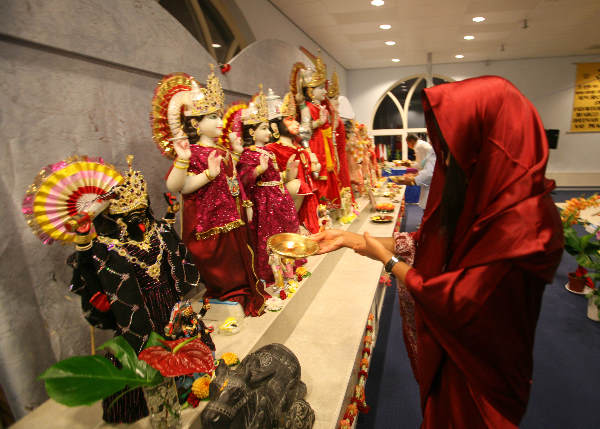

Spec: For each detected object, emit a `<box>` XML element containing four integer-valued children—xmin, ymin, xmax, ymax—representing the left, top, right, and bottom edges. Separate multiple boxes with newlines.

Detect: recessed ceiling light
<box><xmin>371</xmin><ymin>0</ymin><xmax>384</xmax><ymax>6</ymax></box>
<box><xmin>379</xmin><ymin>24</ymin><xmax>391</xmax><ymax>30</ymax></box>
<box><xmin>385</xmin><ymin>41</ymin><xmax>396</xmax><ymax>46</ymax></box>
<box><xmin>472</xmin><ymin>16</ymin><xmax>485</xmax><ymax>22</ymax></box>
<box><xmin>212</xmin><ymin>43</ymin><xmax>222</xmax><ymax>48</ymax></box>
<box><xmin>455</xmin><ymin>54</ymin><xmax>465</xmax><ymax>59</ymax></box>
<box><xmin>464</xmin><ymin>35</ymin><xmax>475</xmax><ymax>40</ymax></box>
<box><xmin>392</xmin><ymin>58</ymin><xmax>400</xmax><ymax>62</ymax></box>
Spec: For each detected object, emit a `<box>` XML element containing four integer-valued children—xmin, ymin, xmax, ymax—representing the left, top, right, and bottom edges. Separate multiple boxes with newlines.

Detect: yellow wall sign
<box><xmin>570</xmin><ymin>62</ymin><xmax>600</xmax><ymax>132</ymax></box>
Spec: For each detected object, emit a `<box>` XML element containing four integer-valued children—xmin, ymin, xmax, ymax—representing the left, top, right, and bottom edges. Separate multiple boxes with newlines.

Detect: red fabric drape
<box><xmin>404</xmin><ymin>76</ymin><xmax>564</xmax><ymax>428</ymax></box>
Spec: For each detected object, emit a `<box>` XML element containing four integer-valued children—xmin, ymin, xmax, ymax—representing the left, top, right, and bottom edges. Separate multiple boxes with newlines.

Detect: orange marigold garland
<box><xmin>338</xmin><ymin>313</ymin><xmax>375</xmax><ymax>428</ymax></box>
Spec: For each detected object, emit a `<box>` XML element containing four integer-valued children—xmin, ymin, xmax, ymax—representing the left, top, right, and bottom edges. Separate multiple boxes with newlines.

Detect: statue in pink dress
<box><xmin>236</xmin><ymin>87</ymin><xmax>301</xmax><ymax>284</ymax></box>
<box><xmin>153</xmin><ymin>71</ymin><xmax>267</xmax><ymax>316</ymax></box>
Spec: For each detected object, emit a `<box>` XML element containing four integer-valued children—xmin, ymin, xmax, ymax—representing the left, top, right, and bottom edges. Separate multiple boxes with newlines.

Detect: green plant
<box><xmin>38</xmin><ymin>332</ymin><xmax>214</xmax><ymax>407</ymax></box>
<box><xmin>587</xmin><ymin>288</ymin><xmax>600</xmax><ymax>319</ymax></box>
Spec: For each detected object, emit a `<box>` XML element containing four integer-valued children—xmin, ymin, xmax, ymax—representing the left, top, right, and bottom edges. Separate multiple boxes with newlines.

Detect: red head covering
<box><xmin>406</xmin><ymin>76</ymin><xmax>564</xmax><ymax>426</ymax></box>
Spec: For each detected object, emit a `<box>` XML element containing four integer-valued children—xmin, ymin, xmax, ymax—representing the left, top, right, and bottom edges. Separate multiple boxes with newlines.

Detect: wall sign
<box><xmin>570</xmin><ymin>63</ymin><xmax>600</xmax><ymax>132</ymax></box>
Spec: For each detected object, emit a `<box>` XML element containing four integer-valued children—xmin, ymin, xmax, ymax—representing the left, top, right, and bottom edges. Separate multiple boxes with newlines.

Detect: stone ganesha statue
<box><xmin>200</xmin><ymin>343</ymin><xmax>315</xmax><ymax>429</ymax></box>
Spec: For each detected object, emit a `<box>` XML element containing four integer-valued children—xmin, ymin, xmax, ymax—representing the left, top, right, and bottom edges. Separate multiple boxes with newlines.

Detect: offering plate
<box><xmin>267</xmin><ymin>233</ymin><xmax>319</xmax><ymax>258</ymax></box>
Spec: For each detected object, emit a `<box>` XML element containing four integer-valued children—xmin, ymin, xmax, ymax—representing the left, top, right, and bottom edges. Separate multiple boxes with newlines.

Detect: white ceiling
<box><xmin>270</xmin><ymin>0</ymin><xmax>600</xmax><ymax>69</ymax></box>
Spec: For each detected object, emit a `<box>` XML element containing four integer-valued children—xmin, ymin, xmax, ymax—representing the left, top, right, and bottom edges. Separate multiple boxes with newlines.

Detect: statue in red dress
<box><xmin>153</xmin><ymin>71</ymin><xmax>267</xmax><ymax>316</ymax></box>
<box><xmin>236</xmin><ymin>87</ymin><xmax>301</xmax><ymax>283</ymax></box>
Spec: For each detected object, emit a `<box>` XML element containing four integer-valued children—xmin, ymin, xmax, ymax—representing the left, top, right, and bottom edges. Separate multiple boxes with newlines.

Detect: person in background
<box><xmin>312</xmin><ymin>76</ymin><xmax>564</xmax><ymax>428</ymax></box>
<box><xmin>393</xmin><ymin>134</ymin><xmax>436</xmax><ymax>209</ymax></box>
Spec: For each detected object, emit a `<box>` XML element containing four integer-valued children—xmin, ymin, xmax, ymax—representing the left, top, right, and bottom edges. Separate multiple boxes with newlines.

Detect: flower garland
<box><xmin>561</xmin><ymin>194</ymin><xmax>600</xmax><ymax>225</ymax></box>
<box><xmin>338</xmin><ymin>313</ymin><xmax>375</xmax><ymax>428</ymax></box>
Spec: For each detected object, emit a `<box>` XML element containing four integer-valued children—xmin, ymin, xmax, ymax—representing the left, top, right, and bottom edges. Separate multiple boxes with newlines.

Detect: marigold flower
<box><xmin>220</xmin><ymin>352</ymin><xmax>240</xmax><ymax>366</ymax></box>
<box><xmin>191</xmin><ymin>375</ymin><xmax>211</xmax><ymax>399</ymax></box>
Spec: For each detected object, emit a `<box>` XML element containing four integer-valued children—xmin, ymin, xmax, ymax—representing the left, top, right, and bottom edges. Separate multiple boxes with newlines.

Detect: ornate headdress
<box><xmin>265</xmin><ymin>88</ymin><xmax>282</xmax><ymax>120</ymax></box>
<box><xmin>327</xmin><ymin>71</ymin><xmax>340</xmax><ymax>99</ymax></box>
<box><xmin>300</xmin><ymin>47</ymin><xmax>327</xmax><ymax>88</ymax></box>
<box><xmin>151</xmin><ymin>67</ymin><xmax>225</xmax><ymax>159</ymax></box>
<box><xmin>241</xmin><ymin>85</ymin><xmax>268</xmax><ymax>125</ymax></box>
<box><xmin>220</xmin><ymin>103</ymin><xmax>246</xmax><ymax>150</ymax></box>
<box><xmin>106</xmin><ymin>155</ymin><xmax>149</xmax><ymax>215</ymax></box>
<box><xmin>280</xmin><ymin>92</ymin><xmax>297</xmax><ymax>118</ymax></box>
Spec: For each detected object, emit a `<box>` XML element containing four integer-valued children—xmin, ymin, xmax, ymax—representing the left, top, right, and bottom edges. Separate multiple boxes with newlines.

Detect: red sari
<box><xmin>333</xmin><ymin>117</ymin><xmax>354</xmax><ymax>197</ymax></box>
<box><xmin>266</xmin><ymin>140</ymin><xmax>320</xmax><ymax>234</ymax></box>
<box><xmin>305</xmin><ymin>101</ymin><xmax>341</xmax><ymax>208</ymax></box>
<box><xmin>402</xmin><ymin>76</ymin><xmax>564</xmax><ymax>428</ymax></box>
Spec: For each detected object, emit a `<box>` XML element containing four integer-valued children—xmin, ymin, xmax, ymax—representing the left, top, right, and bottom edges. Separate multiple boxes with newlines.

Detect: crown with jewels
<box><xmin>184</xmin><ymin>65</ymin><xmax>225</xmax><ymax>117</ymax></box>
<box><xmin>280</xmin><ymin>92</ymin><xmax>297</xmax><ymax>118</ymax></box>
<box><xmin>241</xmin><ymin>85</ymin><xmax>269</xmax><ymax>125</ymax></box>
<box><xmin>327</xmin><ymin>71</ymin><xmax>340</xmax><ymax>98</ymax></box>
<box><xmin>107</xmin><ymin>155</ymin><xmax>148</xmax><ymax>215</ymax></box>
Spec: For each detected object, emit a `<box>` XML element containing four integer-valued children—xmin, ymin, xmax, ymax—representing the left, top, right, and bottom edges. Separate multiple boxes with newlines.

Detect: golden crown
<box><xmin>108</xmin><ymin>155</ymin><xmax>149</xmax><ymax>215</ymax></box>
<box><xmin>280</xmin><ymin>92</ymin><xmax>297</xmax><ymax>118</ymax></box>
<box><xmin>184</xmin><ymin>66</ymin><xmax>225</xmax><ymax>117</ymax></box>
<box><xmin>241</xmin><ymin>85</ymin><xmax>269</xmax><ymax>125</ymax></box>
<box><xmin>303</xmin><ymin>51</ymin><xmax>327</xmax><ymax>88</ymax></box>
<box><xmin>327</xmin><ymin>71</ymin><xmax>340</xmax><ymax>98</ymax></box>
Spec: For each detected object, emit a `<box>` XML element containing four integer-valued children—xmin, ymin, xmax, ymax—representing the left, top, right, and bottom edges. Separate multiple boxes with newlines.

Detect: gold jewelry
<box><xmin>175</xmin><ymin>158</ymin><xmax>189</xmax><ymax>164</ymax></box>
<box><xmin>173</xmin><ymin>163</ymin><xmax>189</xmax><ymax>170</ymax></box>
<box><xmin>184</xmin><ymin>65</ymin><xmax>224</xmax><ymax>117</ymax></box>
<box><xmin>204</xmin><ymin>169</ymin><xmax>215</xmax><ymax>181</ymax></box>
<box><xmin>76</xmin><ymin>241</ymin><xmax>93</xmax><ymax>251</ymax></box>
<box><xmin>242</xmin><ymin>85</ymin><xmax>268</xmax><ymax>125</ymax></box>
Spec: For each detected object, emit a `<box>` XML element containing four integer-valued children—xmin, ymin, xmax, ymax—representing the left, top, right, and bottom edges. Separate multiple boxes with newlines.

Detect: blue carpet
<box><xmin>357</xmin><ymin>190</ymin><xmax>600</xmax><ymax>429</ymax></box>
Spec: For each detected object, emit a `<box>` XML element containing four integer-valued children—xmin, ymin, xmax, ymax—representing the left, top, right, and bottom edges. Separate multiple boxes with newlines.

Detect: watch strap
<box><xmin>384</xmin><ymin>255</ymin><xmax>401</xmax><ymax>273</ymax></box>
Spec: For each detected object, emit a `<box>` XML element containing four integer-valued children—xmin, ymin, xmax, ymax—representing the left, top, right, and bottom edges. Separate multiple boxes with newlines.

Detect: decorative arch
<box><xmin>371</xmin><ymin>74</ymin><xmax>454</xmax><ymax>159</ymax></box>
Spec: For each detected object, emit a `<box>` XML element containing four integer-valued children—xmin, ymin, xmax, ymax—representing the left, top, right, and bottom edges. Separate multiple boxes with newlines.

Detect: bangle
<box><xmin>204</xmin><ymin>169</ymin><xmax>215</xmax><ymax>181</ymax></box>
<box><xmin>175</xmin><ymin>158</ymin><xmax>189</xmax><ymax>164</ymax></box>
<box><xmin>76</xmin><ymin>241</ymin><xmax>93</xmax><ymax>251</ymax></box>
<box><xmin>173</xmin><ymin>163</ymin><xmax>189</xmax><ymax>170</ymax></box>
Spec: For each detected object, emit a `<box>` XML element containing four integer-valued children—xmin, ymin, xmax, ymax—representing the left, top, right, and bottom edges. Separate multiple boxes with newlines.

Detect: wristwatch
<box><xmin>384</xmin><ymin>254</ymin><xmax>403</xmax><ymax>274</ymax></box>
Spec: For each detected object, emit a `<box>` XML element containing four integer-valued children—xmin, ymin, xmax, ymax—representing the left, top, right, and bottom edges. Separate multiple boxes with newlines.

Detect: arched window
<box><xmin>372</xmin><ymin>75</ymin><xmax>453</xmax><ymax>160</ymax></box>
<box><xmin>159</xmin><ymin>0</ymin><xmax>254</xmax><ymax>64</ymax></box>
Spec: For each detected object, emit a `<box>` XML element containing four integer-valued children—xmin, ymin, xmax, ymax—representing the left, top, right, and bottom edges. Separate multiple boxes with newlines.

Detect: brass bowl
<box><xmin>267</xmin><ymin>233</ymin><xmax>319</xmax><ymax>258</ymax></box>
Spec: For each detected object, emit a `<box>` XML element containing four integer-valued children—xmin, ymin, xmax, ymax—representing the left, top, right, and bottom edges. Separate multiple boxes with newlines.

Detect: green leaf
<box><xmin>144</xmin><ymin>332</ymin><xmax>168</xmax><ymax>350</ymax></box>
<box><xmin>39</xmin><ymin>356</ymin><xmax>147</xmax><ymax>407</ymax></box>
<box><xmin>98</xmin><ymin>336</ymin><xmax>139</xmax><ymax>376</ymax></box>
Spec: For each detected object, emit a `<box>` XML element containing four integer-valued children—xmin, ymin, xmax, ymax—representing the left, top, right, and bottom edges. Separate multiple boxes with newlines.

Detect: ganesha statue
<box><xmin>200</xmin><ymin>343</ymin><xmax>315</xmax><ymax>429</ymax></box>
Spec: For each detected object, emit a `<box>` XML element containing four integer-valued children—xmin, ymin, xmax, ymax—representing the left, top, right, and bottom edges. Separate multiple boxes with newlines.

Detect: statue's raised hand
<box><xmin>173</xmin><ymin>132</ymin><xmax>191</xmax><ymax>160</ymax></box>
<box><xmin>207</xmin><ymin>150</ymin><xmax>222</xmax><ymax>178</ymax></box>
<box><xmin>285</xmin><ymin>154</ymin><xmax>299</xmax><ymax>181</ymax></box>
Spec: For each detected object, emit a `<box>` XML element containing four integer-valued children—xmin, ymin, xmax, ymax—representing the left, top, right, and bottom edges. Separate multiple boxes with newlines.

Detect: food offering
<box><xmin>370</xmin><ymin>214</ymin><xmax>394</xmax><ymax>223</ymax></box>
<box><xmin>375</xmin><ymin>203</ymin><xmax>394</xmax><ymax>213</ymax></box>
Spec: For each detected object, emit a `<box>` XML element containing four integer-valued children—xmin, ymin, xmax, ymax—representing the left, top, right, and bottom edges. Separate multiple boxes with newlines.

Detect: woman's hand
<box><xmin>285</xmin><ymin>154</ymin><xmax>299</xmax><ymax>182</ymax></box>
<box><xmin>173</xmin><ymin>133</ymin><xmax>191</xmax><ymax>160</ymax></box>
<box><xmin>353</xmin><ymin>232</ymin><xmax>393</xmax><ymax>263</ymax></box>
<box><xmin>311</xmin><ymin>230</ymin><xmax>365</xmax><ymax>254</ymax></box>
<box><xmin>207</xmin><ymin>150</ymin><xmax>222</xmax><ymax>178</ymax></box>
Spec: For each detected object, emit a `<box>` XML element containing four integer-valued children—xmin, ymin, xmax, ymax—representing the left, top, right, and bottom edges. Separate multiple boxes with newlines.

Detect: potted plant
<box><xmin>560</xmin><ymin>194</ymin><xmax>600</xmax><ymax>320</ymax></box>
<box><xmin>39</xmin><ymin>333</ymin><xmax>214</xmax><ymax>429</ymax></box>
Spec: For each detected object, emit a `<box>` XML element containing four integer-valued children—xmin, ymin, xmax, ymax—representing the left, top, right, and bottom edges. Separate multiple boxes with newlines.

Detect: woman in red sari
<box><xmin>313</xmin><ymin>76</ymin><xmax>564</xmax><ymax>428</ymax></box>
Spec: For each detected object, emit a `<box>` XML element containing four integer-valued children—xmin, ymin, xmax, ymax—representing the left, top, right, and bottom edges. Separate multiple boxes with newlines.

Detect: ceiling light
<box><xmin>472</xmin><ymin>16</ymin><xmax>485</xmax><ymax>22</ymax></box>
<box><xmin>464</xmin><ymin>35</ymin><xmax>475</xmax><ymax>40</ymax></box>
<box><xmin>392</xmin><ymin>58</ymin><xmax>400</xmax><ymax>62</ymax></box>
<box><xmin>212</xmin><ymin>43</ymin><xmax>222</xmax><ymax>48</ymax></box>
<box><xmin>379</xmin><ymin>24</ymin><xmax>391</xmax><ymax>30</ymax></box>
<box><xmin>371</xmin><ymin>0</ymin><xmax>384</xmax><ymax>6</ymax></box>
<box><xmin>385</xmin><ymin>41</ymin><xmax>396</xmax><ymax>46</ymax></box>
<box><xmin>455</xmin><ymin>54</ymin><xmax>464</xmax><ymax>59</ymax></box>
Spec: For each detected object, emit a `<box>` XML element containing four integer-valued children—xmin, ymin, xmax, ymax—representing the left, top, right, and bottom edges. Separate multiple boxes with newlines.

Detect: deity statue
<box><xmin>22</xmin><ymin>156</ymin><xmax>202</xmax><ymax>423</ymax></box>
<box><xmin>346</xmin><ymin>121</ymin><xmax>365</xmax><ymax>195</ymax></box>
<box><xmin>266</xmin><ymin>89</ymin><xmax>320</xmax><ymax>234</ymax></box>
<box><xmin>201</xmin><ymin>343</ymin><xmax>315</xmax><ymax>429</ymax></box>
<box><xmin>236</xmin><ymin>87</ymin><xmax>301</xmax><ymax>284</ymax></box>
<box><xmin>153</xmin><ymin>71</ymin><xmax>267</xmax><ymax>316</ymax></box>
<box><xmin>327</xmin><ymin>72</ymin><xmax>354</xmax><ymax>204</ymax></box>
<box><xmin>294</xmin><ymin>48</ymin><xmax>341</xmax><ymax>209</ymax></box>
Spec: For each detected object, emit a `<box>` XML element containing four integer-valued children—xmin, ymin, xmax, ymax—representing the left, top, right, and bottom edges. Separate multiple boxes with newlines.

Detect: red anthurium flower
<box><xmin>138</xmin><ymin>337</ymin><xmax>214</xmax><ymax>377</ymax></box>
<box><xmin>575</xmin><ymin>266</ymin><xmax>589</xmax><ymax>278</ymax></box>
<box><xmin>220</xmin><ymin>64</ymin><xmax>231</xmax><ymax>74</ymax></box>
